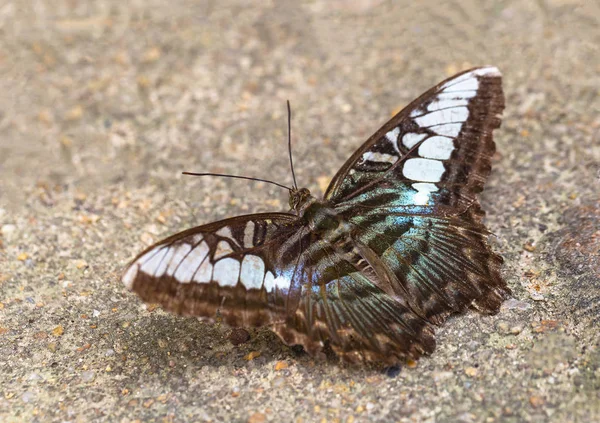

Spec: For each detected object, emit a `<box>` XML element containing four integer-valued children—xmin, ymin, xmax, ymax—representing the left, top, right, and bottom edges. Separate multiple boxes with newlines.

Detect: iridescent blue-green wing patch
<box><xmin>270</xmin><ymin>228</ymin><xmax>436</xmax><ymax>363</ymax></box>
<box><xmin>344</xmin><ymin>205</ymin><xmax>506</xmax><ymax>325</ymax></box>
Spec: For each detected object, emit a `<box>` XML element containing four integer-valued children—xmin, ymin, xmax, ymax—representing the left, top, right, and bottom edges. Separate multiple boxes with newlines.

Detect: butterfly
<box><xmin>122</xmin><ymin>67</ymin><xmax>510</xmax><ymax>364</ymax></box>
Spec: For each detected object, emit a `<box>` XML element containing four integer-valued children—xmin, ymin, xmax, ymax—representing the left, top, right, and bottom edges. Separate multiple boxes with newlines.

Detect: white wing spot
<box><xmin>166</xmin><ymin>243</ymin><xmax>192</xmax><ymax>277</ymax></box>
<box><xmin>216</xmin><ymin>227</ymin><xmax>233</xmax><ymax>239</ymax></box>
<box><xmin>474</xmin><ymin>66</ymin><xmax>500</xmax><ymax>76</ymax></box>
<box><xmin>419</xmin><ymin>136</ymin><xmax>455</xmax><ymax>160</ymax></box>
<box><xmin>437</xmin><ymin>91</ymin><xmax>477</xmax><ymax>101</ymax></box>
<box><xmin>412</xmin><ymin>182</ymin><xmax>439</xmax><ymax>206</ymax></box>
<box><xmin>402</xmin><ymin>133</ymin><xmax>427</xmax><ymax>149</ymax></box>
<box><xmin>430</xmin><ymin>123</ymin><xmax>462</xmax><ymax>137</ymax></box>
<box><xmin>137</xmin><ymin>247</ymin><xmax>162</xmax><ymax>266</ymax></box>
<box><xmin>263</xmin><ymin>271</ymin><xmax>275</xmax><ymax>292</ymax></box>
<box><xmin>442</xmin><ymin>71</ymin><xmax>471</xmax><ymax>88</ymax></box>
<box><xmin>193</xmin><ymin>255</ymin><xmax>212</xmax><ymax>283</ymax></box>
<box><xmin>427</xmin><ymin>98</ymin><xmax>469</xmax><ymax>112</ymax></box>
<box><xmin>414</xmin><ymin>107</ymin><xmax>469</xmax><ymax>128</ymax></box>
<box><xmin>240</xmin><ymin>255</ymin><xmax>265</xmax><ymax>290</ymax></box>
<box><xmin>362</xmin><ymin>151</ymin><xmax>397</xmax><ymax>164</ymax></box>
<box><xmin>243</xmin><ymin>221</ymin><xmax>255</xmax><ymax>248</ymax></box>
<box><xmin>441</xmin><ymin>68</ymin><xmax>493</xmax><ymax>90</ymax></box>
<box><xmin>403</xmin><ymin>158</ymin><xmax>445</xmax><ymax>182</ymax></box>
<box><xmin>174</xmin><ymin>241</ymin><xmax>209</xmax><ymax>283</ymax></box>
<box><xmin>274</xmin><ymin>274</ymin><xmax>291</xmax><ymax>290</ymax></box>
<box><xmin>262</xmin><ymin>271</ymin><xmax>290</xmax><ymax>292</ymax></box>
<box><xmin>385</xmin><ymin>127</ymin><xmax>401</xmax><ymax>152</ymax></box>
<box><xmin>140</xmin><ymin>247</ymin><xmax>168</xmax><ymax>276</ymax></box>
<box><xmin>213</xmin><ymin>258</ymin><xmax>240</xmax><ymax>287</ymax></box>
<box><xmin>122</xmin><ymin>265</ymin><xmax>138</xmax><ymax>289</ymax></box>
<box><xmin>153</xmin><ymin>247</ymin><xmax>175</xmax><ymax>277</ymax></box>
<box><xmin>444</xmin><ymin>78</ymin><xmax>479</xmax><ymax>93</ymax></box>
<box><xmin>214</xmin><ymin>240</ymin><xmax>233</xmax><ymax>259</ymax></box>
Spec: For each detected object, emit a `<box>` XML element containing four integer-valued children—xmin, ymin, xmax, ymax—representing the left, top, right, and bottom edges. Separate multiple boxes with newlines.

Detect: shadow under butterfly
<box><xmin>122</xmin><ymin>67</ymin><xmax>511</xmax><ymax>364</ymax></box>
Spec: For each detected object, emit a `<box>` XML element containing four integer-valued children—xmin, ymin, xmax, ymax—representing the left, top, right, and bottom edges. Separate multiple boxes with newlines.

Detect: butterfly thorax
<box><xmin>288</xmin><ymin>189</ymin><xmax>343</xmax><ymax>235</ymax></box>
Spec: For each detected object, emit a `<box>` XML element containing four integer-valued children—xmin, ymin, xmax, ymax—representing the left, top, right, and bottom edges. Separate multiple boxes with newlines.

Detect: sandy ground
<box><xmin>1</xmin><ymin>1</ymin><xmax>599</xmax><ymax>422</ymax></box>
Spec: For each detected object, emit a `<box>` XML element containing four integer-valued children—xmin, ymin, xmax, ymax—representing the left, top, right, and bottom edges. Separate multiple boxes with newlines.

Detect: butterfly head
<box><xmin>289</xmin><ymin>187</ymin><xmax>313</xmax><ymax>212</ymax></box>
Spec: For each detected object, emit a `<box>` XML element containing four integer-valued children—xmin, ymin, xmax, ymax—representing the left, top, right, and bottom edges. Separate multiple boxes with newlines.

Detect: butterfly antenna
<box><xmin>287</xmin><ymin>100</ymin><xmax>298</xmax><ymax>190</ymax></box>
<box><xmin>182</xmin><ymin>172</ymin><xmax>292</xmax><ymax>191</ymax></box>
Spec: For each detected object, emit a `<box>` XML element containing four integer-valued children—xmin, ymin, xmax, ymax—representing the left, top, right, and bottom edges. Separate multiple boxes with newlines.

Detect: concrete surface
<box><xmin>1</xmin><ymin>1</ymin><xmax>599</xmax><ymax>422</ymax></box>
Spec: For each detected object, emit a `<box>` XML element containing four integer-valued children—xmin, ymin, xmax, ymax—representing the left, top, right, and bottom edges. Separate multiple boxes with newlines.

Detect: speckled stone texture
<box><xmin>1</xmin><ymin>1</ymin><xmax>599</xmax><ymax>422</ymax></box>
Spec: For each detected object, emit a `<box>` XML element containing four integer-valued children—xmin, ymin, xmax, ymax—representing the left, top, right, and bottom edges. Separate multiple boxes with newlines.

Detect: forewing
<box><xmin>325</xmin><ymin>67</ymin><xmax>504</xmax><ymax>214</ymax></box>
<box><xmin>122</xmin><ymin>213</ymin><xmax>305</xmax><ymax>328</ymax></box>
<box><xmin>323</xmin><ymin>67</ymin><xmax>509</xmax><ymax>326</ymax></box>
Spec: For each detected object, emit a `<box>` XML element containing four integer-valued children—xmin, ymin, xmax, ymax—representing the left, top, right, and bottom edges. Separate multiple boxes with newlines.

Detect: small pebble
<box><xmin>530</xmin><ymin>292</ymin><xmax>545</xmax><ymax>301</ymax></box>
<box><xmin>28</xmin><ymin>373</ymin><xmax>41</xmax><ymax>381</ymax></box>
<box><xmin>496</xmin><ymin>321</ymin><xmax>510</xmax><ymax>334</ymax></box>
<box><xmin>529</xmin><ymin>395</ymin><xmax>544</xmax><ymax>408</ymax></box>
<box><xmin>510</xmin><ymin>325</ymin><xmax>523</xmax><ymax>335</ymax></box>
<box><xmin>245</xmin><ymin>351</ymin><xmax>261</xmax><ymax>361</ymax></box>
<box><xmin>22</xmin><ymin>391</ymin><xmax>35</xmax><ymax>403</ymax></box>
<box><xmin>81</xmin><ymin>371</ymin><xmax>95</xmax><ymax>382</ymax></box>
<box><xmin>383</xmin><ymin>365</ymin><xmax>401</xmax><ymax>378</ymax></box>
<box><xmin>465</xmin><ymin>367</ymin><xmax>478</xmax><ymax>377</ymax></box>
<box><xmin>1</xmin><ymin>224</ymin><xmax>16</xmax><ymax>240</ymax></box>
<box><xmin>228</xmin><ymin>328</ymin><xmax>250</xmax><ymax>346</ymax></box>
<box><xmin>271</xmin><ymin>376</ymin><xmax>285</xmax><ymax>388</ymax></box>
<box><xmin>274</xmin><ymin>361</ymin><xmax>288</xmax><ymax>371</ymax></box>
<box><xmin>502</xmin><ymin>299</ymin><xmax>532</xmax><ymax>311</ymax></box>
<box><xmin>248</xmin><ymin>412</ymin><xmax>266</xmax><ymax>423</ymax></box>
<box><xmin>17</xmin><ymin>252</ymin><xmax>29</xmax><ymax>261</ymax></box>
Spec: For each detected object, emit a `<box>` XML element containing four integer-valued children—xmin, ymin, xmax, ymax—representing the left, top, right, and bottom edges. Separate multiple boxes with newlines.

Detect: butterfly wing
<box><xmin>270</xmin><ymin>227</ymin><xmax>436</xmax><ymax>363</ymax></box>
<box><xmin>321</xmin><ymin>67</ymin><xmax>509</xmax><ymax>325</ymax></box>
<box><xmin>325</xmin><ymin>66</ymin><xmax>504</xmax><ymax>213</ymax></box>
<box><xmin>123</xmin><ymin>211</ymin><xmax>435</xmax><ymax>362</ymax></box>
<box><xmin>122</xmin><ymin>213</ymin><xmax>307</xmax><ymax>328</ymax></box>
